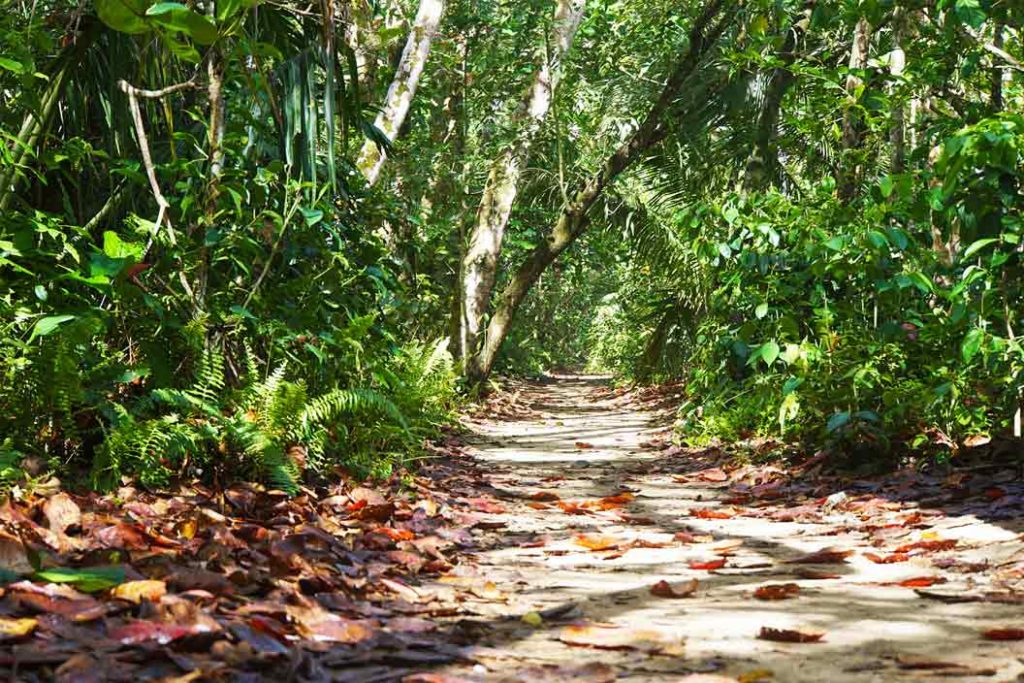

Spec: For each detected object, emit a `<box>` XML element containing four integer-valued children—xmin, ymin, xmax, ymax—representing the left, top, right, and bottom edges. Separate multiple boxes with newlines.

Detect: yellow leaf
<box><xmin>0</xmin><ymin>617</ymin><xmax>37</xmax><ymax>639</ymax></box>
<box><xmin>111</xmin><ymin>579</ymin><xmax>167</xmax><ymax>604</ymax></box>
<box><xmin>521</xmin><ymin>611</ymin><xmax>543</xmax><ymax>627</ymax></box>
<box><xmin>739</xmin><ymin>669</ymin><xmax>774</xmax><ymax>682</ymax></box>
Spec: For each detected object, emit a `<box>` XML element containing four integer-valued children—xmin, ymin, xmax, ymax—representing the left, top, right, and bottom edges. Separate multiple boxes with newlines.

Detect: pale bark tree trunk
<box><xmin>460</xmin><ymin>0</ymin><xmax>586</xmax><ymax>377</ymax></box>
<box><xmin>889</xmin><ymin>8</ymin><xmax>906</xmax><ymax>173</ymax></box>
<box><xmin>465</xmin><ymin>0</ymin><xmax>734</xmax><ymax>386</ymax></box>
<box><xmin>743</xmin><ymin>0</ymin><xmax>814</xmax><ymax>191</ymax></box>
<box><xmin>355</xmin><ymin>0</ymin><xmax>445</xmax><ymax>186</ymax></box>
<box><xmin>838</xmin><ymin>16</ymin><xmax>871</xmax><ymax>201</ymax></box>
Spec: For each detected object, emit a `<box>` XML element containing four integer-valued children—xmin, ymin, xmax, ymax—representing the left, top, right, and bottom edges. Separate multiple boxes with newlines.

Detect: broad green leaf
<box><xmin>34</xmin><ymin>566</ymin><xmax>125</xmax><ymax>593</ymax></box>
<box><xmin>755</xmin><ymin>302</ymin><xmax>768</xmax><ymax>319</ymax></box>
<box><xmin>301</xmin><ymin>208</ymin><xmax>324</xmax><ymax>227</ymax></box>
<box><xmin>0</xmin><ymin>57</ymin><xmax>26</xmax><ymax>74</ymax></box>
<box><xmin>102</xmin><ymin>231</ymin><xmax>144</xmax><ymax>261</ymax></box>
<box><xmin>760</xmin><ymin>340</ymin><xmax>780</xmax><ymax>367</ymax></box>
<box><xmin>961</xmin><ymin>328</ymin><xmax>984</xmax><ymax>363</ymax></box>
<box><xmin>147</xmin><ymin>3</ymin><xmax>219</xmax><ymax>44</ymax></box>
<box><xmin>96</xmin><ymin>0</ymin><xmax>150</xmax><ymax>34</ymax></box>
<box><xmin>826</xmin><ymin>411</ymin><xmax>850</xmax><ymax>434</ymax></box>
<box><xmin>30</xmin><ymin>315</ymin><xmax>76</xmax><ymax>341</ymax></box>
<box><xmin>961</xmin><ymin>237</ymin><xmax>998</xmax><ymax>260</ymax></box>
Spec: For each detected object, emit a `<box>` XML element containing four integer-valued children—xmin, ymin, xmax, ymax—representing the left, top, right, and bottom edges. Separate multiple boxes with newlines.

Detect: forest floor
<box><xmin>427</xmin><ymin>375</ymin><xmax>1024</xmax><ymax>682</ymax></box>
<box><xmin>1</xmin><ymin>376</ymin><xmax>1023</xmax><ymax>681</ymax></box>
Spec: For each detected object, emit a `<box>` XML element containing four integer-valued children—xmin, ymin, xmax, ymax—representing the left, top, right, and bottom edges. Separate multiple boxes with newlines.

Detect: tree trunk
<box><xmin>355</xmin><ymin>0</ymin><xmax>445</xmax><ymax>186</ymax></box>
<box><xmin>991</xmin><ymin>21</ymin><xmax>1004</xmax><ymax>111</ymax></box>
<box><xmin>743</xmin><ymin>0</ymin><xmax>814</xmax><ymax>191</ymax></box>
<box><xmin>465</xmin><ymin>0</ymin><xmax>733</xmax><ymax>386</ymax></box>
<box><xmin>889</xmin><ymin>8</ymin><xmax>906</xmax><ymax>173</ymax></box>
<box><xmin>838</xmin><ymin>16</ymin><xmax>871</xmax><ymax>202</ymax></box>
<box><xmin>460</xmin><ymin>0</ymin><xmax>586</xmax><ymax>380</ymax></box>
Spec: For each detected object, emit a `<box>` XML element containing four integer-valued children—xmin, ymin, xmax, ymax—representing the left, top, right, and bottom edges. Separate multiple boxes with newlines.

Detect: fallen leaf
<box><xmin>109</xmin><ymin>620</ymin><xmax>215</xmax><ymax>645</ymax></box>
<box><xmin>738</xmin><ymin>670</ymin><xmax>774</xmax><ymax>683</ymax></box>
<box><xmin>559</xmin><ymin>623</ymin><xmax>683</xmax><ymax>654</ymax></box>
<box><xmin>43</xmin><ymin>493</ymin><xmax>81</xmax><ymax>534</ymax></box>
<box><xmin>110</xmin><ymin>579</ymin><xmax>167</xmax><ymax>604</ymax></box>
<box><xmin>650</xmin><ymin>578</ymin><xmax>698</xmax><ymax>599</ymax></box>
<box><xmin>982</xmin><ymin>628</ymin><xmax>1024</xmax><ymax>641</ymax></box>
<box><xmin>757</xmin><ymin>626</ymin><xmax>824</xmax><ymax>643</ymax></box>
<box><xmin>0</xmin><ymin>532</ymin><xmax>32</xmax><ymax>575</ymax></box>
<box><xmin>787</xmin><ymin>548</ymin><xmax>853</xmax><ymax>564</ymax></box>
<box><xmin>863</xmin><ymin>552</ymin><xmax>909</xmax><ymax>564</ymax></box>
<box><xmin>754</xmin><ymin>583</ymin><xmax>800</xmax><ymax>600</ymax></box>
<box><xmin>895</xmin><ymin>656</ymin><xmax>968</xmax><ymax>671</ymax></box>
<box><xmin>529</xmin><ymin>491</ymin><xmax>560</xmax><ymax>502</ymax></box>
<box><xmin>688</xmin><ymin>558</ymin><xmax>726</xmax><ymax>571</ymax></box>
<box><xmin>699</xmin><ymin>468</ymin><xmax>729</xmax><ymax>482</ymax></box>
<box><xmin>895</xmin><ymin>576</ymin><xmax>946</xmax><ymax>588</ymax></box>
<box><xmin>893</xmin><ymin>539</ymin><xmax>957</xmax><ymax>553</ymax></box>
<box><xmin>574</xmin><ymin>534</ymin><xmax>620</xmax><ymax>551</ymax></box>
<box><xmin>574</xmin><ymin>442</ymin><xmax>594</xmax><ymax>449</ymax></box>
<box><xmin>692</xmin><ymin>508</ymin><xmax>734</xmax><ymax>520</ymax></box>
<box><xmin>34</xmin><ymin>566</ymin><xmax>125</xmax><ymax>593</ymax></box>
<box><xmin>0</xmin><ymin>616</ymin><xmax>37</xmax><ymax>641</ymax></box>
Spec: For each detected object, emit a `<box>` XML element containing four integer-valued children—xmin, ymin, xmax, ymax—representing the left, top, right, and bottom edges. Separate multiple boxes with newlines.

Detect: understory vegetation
<box><xmin>1</xmin><ymin>0</ymin><xmax>1021</xmax><ymax>494</ymax></box>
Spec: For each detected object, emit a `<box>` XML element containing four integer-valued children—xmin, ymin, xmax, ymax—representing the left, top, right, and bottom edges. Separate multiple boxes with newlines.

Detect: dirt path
<box><xmin>429</xmin><ymin>375</ymin><xmax>1024</xmax><ymax>682</ymax></box>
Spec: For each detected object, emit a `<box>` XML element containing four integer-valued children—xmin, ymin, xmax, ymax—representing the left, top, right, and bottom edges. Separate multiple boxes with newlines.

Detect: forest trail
<box><xmin>432</xmin><ymin>376</ymin><xmax>1024</xmax><ymax>682</ymax></box>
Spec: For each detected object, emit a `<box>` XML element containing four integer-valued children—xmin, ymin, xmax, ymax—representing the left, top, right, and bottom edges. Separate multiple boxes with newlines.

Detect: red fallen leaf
<box><xmin>754</xmin><ymin>583</ymin><xmax>800</xmax><ymax>600</ymax></box>
<box><xmin>699</xmin><ymin>468</ymin><xmax>729</xmax><ymax>482</ymax></box>
<box><xmin>688</xmin><ymin>558</ymin><xmax>726</xmax><ymax>571</ymax></box>
<box><xmin>758</xmin><ymin>626</ymin><xmax>825</xmax><ymax>643</ymax></box>
<box><xmin>590</xmin><ymin>492</ymin><xmax>634</xmax><ymax>510</ymax></box>
<box><xmin>788</xmin><ymin>548</ymin><xmax>853</xmax><ymax>564</ymax></box>
<box><xmin>527</xmin><ymin>502</ymin><xmax>550</xmax><ymax>510</ymax></box>
<box><xmin>692</xmin><ymin>508</ymin><xmax>734</xmax><ymax>520</ymax></box>
<box><xmin>7</xmin><ymin>582</ymin><xmax>105</xmax><ymax>621</ymax></box>
<box><xmin>574</xmin><ymin>442</ymin><xmax>594</xmax><ymax>449</ymax></box>
<box><xmin>650</xmin><ymin>578</ymin><xmax>698</xmax><ymax>599</ymax></box>
<box><xmin>466</xmin><ymin>498</ymin><xmax>505</xmax><ymax>514</ymax></box>
<box><xmin>288</xmin><ymin>606</ymin><xmax>376</xmax><ymax>643</ymax></box>
<box><xmin>982</xmin><ymin>628</ymin><xmax>1024</xmax><ymax>641</ymax></box>
<box><xmin>372</xmin><ymin>526</ymin><xmax>414</xmax><ymax>542</ymax></box>
<box><xmin>984</xmin><ymin>487</ymin><xmax>1006</xmax><ymax>500</ymax></box>
<box><xmin>864</xmin><ymin>552</ymin><xmax>910</xmax><ymax>564</ymax></box>
<box><xmin>93</xmin><ymin>522</ymin><xmax>154</xmax><ymax>550</ymax></box>
<box><xmin>530</xmin><ymin>491</ymin><xmax>560</xmax><ymax>502</ymax></box>
<box><xmin>895</xmin><ymin>576</ymin><xmax>946</xmax><ymax>588</ymax></box>
<box><xmin>574</xmin><ymin>534</ymin><xmax>620</xmax><ymax>551</ymax></box>
<box><xmin>793</xmin><ymin>568</ymin><xmax>841</xmax><ymax>580</ymax></box>
<box><xmin>894</xmin><ymin>539</ymin><xmax>957</xmax><ymax>553</ymax></box>
<box><xmin>109</xmin><ymin>620</ymin><xmax>216</xmax><ymax>645</ymax></box>
<box><xmin>557</xmin><ymin>501</ymin><xmax>592</xmax><ymax>515</ymax></box>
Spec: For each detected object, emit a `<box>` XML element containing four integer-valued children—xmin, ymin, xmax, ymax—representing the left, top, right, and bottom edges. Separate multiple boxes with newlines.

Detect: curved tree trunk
<box><xmin>460</xmin><ymin>0</ymin><xmax>586</xmax><ymax>375</ymax></box>
<box><xmin>465</xmin><ymin>0</ymin><xmax>734</xmax><ymax>386</ymax></box>
<box><xmin>356</xmin><ymin>0</ymin><xmax>445</xmax><ymax>186</ymax></box>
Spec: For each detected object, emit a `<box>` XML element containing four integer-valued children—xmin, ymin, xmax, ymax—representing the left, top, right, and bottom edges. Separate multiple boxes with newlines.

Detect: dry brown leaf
<box><xmin>757</xmin><ymin>626</ymin><xmax>824</xmax><ymax>643</ymax></box>
<box><xmin>787</xmin><ymin>548</ymin><xmax>853</xmax><ymax>564</ymax></box>
<box><xmin>792</xmin><ymin>568</ymin><xmax>840</xmax><ymax>580</ymax></box>
<box><xmin>0</xmin><ymin>531</ymin><xmax>32</xmax><ymax>575</ymax></box>
<box><xmin>43</xmin><ymin>493</ymin><xmax>81</xmax><ymax>534</ymax></box>
<box><xmin>754</xmin><ymin>583</ymin><xmax>800</xmax><ymax>600</ymax></box>
<box><xmin>650</xmin><ymin>578</ymin><xmax>698</xmax><ymax>599</ymax></box>
<box><xmin>982</xmin><ymin>628</ymin><xmax>1024</xmax><ymax>641</ymax></box>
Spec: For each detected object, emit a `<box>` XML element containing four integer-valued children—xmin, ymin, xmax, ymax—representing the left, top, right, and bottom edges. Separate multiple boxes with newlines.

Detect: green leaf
<box><xmin>954</xmin><ymin>0</ymin><xmax>985</xmax><ymax>28</ymax></box>
<box><xmin>147</xmin><ymin>3</ymin><xmax>219</xmax><ymax>44</ymax></box>
<box><xmin>760</xmin><ymin>340</ymin><xmax>780</xmax><ymax>367</ymax></box>
<box><xmin>30</xmin><ymin>315</ymin><xmax>76</xmax><ymax>341</ymax></box>
<box><xmin>755</xmin><ymin>302</ymin><xmax>768</xmax><ymax>320</ymax></box>
<box><xmin>102</xmin><ymin>231</ymin><xmax>144</xmax><ymax>261</ymax></box>
<box><xmin>907</xmin><ymin>271</ymin><xmax>934</xmax><ymax>294</ymax></box>
<box><xmin>826</xmin><ymin>411</ymin><xmax>851</xmax><ymax>434</ymax></box>
<box><xmin>34</xmin><ymin>566</ymin><xmax>125</xmax><ymax>593</ymax></box>
<box><xmin>301</xmin><ymin>208</ymin><xmax>324</xmax><ymax>227</ymax></box>
<box><xmin>961</xmin><ymin>237</ymin><xmax>998</xmax><ymax>260</ymax></box>
<box><xmin>0</xmin><ymin>57</ymin><xmax>26</xmax><ymax>74</ymax></box>
<box><xmin>961</xmin><ymin>328</ymin><xmax>984</xmax><ymax>363</ymax></box>
<box><xmin>878</xmin><ymin>175</ymin><xmax>894</xmax><ymax>198</ymax></box>
<box><xmin>96</xmin><ymin>0</ymin><xmax>150</xmax><ymax>34</ymax></box>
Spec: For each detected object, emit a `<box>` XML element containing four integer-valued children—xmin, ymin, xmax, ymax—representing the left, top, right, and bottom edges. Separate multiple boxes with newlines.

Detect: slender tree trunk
<box><xmin>838</xmin><ymin>16</ymin><xmax>871</xmax><ymax>202</ymax></box>
<box><xmin>889</xmin><ymin>8</ymin><xmax>906</xmax><ymax>173</ymax></box>
<box><xmin>355</xmin><ymin>0</ymin><xmax>445</xmax><ymax>186</ymax></box>
<box><xmin>466</xmin><ymin>0</ymin><xmax>734</xmax><ymax>386</ymax></box>
<box><xmin>743</xmin><ymin>0</ymin><xmax>814</xmax><ymax>191</ymax></box>
<box><xmin>460</xmin><ymin>0</ymin><xmax>586</xmax><ymax>381</ymax></box>
<box><xmin>991</xmin><ymin>21</ymin><xmax>1004</xmax><ymax>111</ymax></box>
